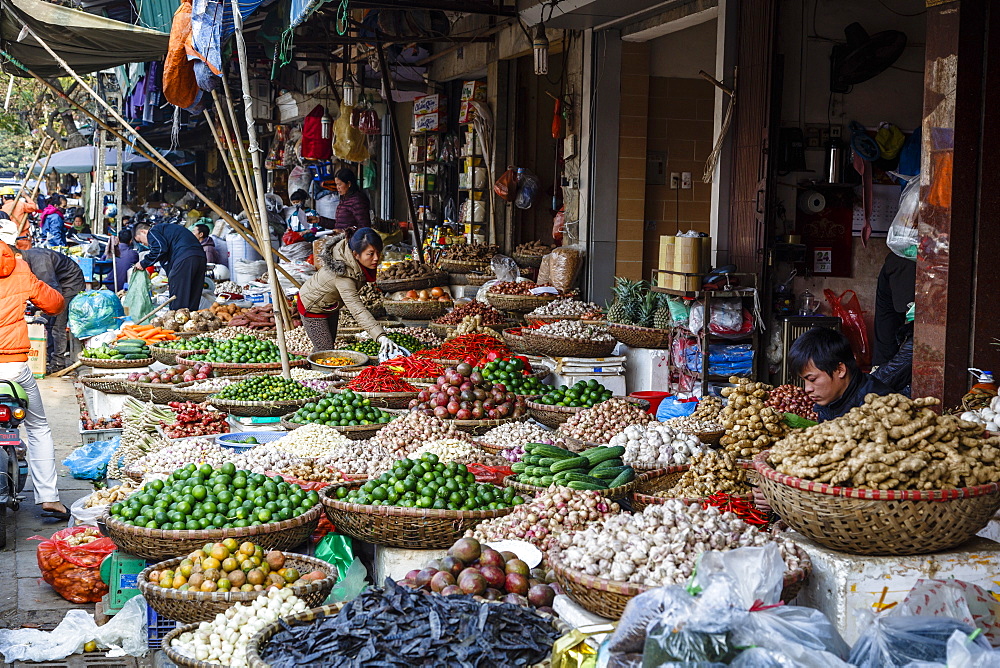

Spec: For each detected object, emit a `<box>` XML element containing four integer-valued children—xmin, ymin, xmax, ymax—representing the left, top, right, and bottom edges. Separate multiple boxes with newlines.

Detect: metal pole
<box><xmin>228</xmin><ymin>0</ymin><xmax>291</xmax><ymax>378</ymax></box>
<box><xmin>375</xmin><ymin>40</ymin><xmax>424</xmax><ymax>262</ymax></box>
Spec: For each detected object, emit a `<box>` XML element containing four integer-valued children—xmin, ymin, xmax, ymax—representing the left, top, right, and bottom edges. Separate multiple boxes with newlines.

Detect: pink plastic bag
<box><xmin>824</xmin><ymin>289</ymin><xmax>871</xmax><ymax>370</ymax></box>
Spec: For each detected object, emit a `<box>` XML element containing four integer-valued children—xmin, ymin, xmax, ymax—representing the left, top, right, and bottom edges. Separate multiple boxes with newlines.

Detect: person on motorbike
<box><xmin>0</xmin><ymin>217</ymin><xmax>69</xmax><ymax>518</ymax></box>
<box><xmin>1</xmin><ymin>186</ymin><xmax>37</xmax><ymax>250</ymax></box>
<box><xmin>39</xmin><ymin>196</ymin><xmax>66</xmax><ymax>248</ymax></box>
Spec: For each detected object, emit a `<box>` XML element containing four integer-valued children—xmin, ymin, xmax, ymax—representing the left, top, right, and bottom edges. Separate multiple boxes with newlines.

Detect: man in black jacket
<box><xmin>788</xmin><ymin>327</ymin><xmax>893</xmax><ymax>422</ymax></box>
<box><xmin>133</xmin><ymin>222</ymin><xmax>206</xmax><ymax>311</ymax></box>
<box><xmin>9</xmin><ymin>244</ymin><xmax>86</xmax><ymax>373</ymax></box>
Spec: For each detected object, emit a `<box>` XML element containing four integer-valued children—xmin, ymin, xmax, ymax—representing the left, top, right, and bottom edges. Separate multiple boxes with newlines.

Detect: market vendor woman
<box><xmin>788</xmin><ymin>327</ymin><xmax>892</xmax><ymax>422</ymax></box>
<box><xmin>297</xmin><ymin>228</ymin><xmax>405</xmax><ymax>359</ymax></box>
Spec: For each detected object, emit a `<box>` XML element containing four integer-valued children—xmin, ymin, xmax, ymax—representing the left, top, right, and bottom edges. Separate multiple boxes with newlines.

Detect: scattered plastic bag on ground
<box><xmin>848</xmin><ymin>610</ymin><xmax>990</xmax><ymax>668</ymax></box>
<box><xmin>62</xmin><ymin>436</ymin><xmax>119</xmax><ymax>481</ymax></box>
<box><xmin>32</xmin><ymin>526</ymin><xmax>116</xmax><ymax>603</ymax></box>
<box><xmin>68</xmin><ymin>290</ymin><xmax>124</xmax><ymax>338</ymax></box>
<box><xmin>0</xmin><ymin>589</ymin><xmax>147</xmax><ymax>662</ymax></box>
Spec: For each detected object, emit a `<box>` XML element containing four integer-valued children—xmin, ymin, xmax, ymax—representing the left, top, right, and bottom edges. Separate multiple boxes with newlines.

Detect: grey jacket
<box><xmin>297</xmin><ymin>234</ymin><xmax>385</xmax><ymax>340</ymax></box>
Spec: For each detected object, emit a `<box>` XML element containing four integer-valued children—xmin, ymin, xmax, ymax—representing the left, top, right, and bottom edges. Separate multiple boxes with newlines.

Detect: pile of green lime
<box><xmin>337</xmin><ymin>453</ymin><xmax>525</xmax><ymax>510</ymax></box>
<box><xmin>534</xmin><ymin>379</ymin><xmax>613</xmax><ymax>407</ymax></box>
<box><xmin>288</xmin><ymin>389</ymin><xmax>393</xmax><ymax>426</ymax></box>
<box><xmin>188</xmin><ymin>335</ymin><xmax>301</xmax><ymax>364</ymax></box>
<box><xmin>345</xmin><ymin>332</ymin><xmax>432</xmax><ymax>356</ymax></box>
<box><xmin>109</xmin><ymin>463</ymin><xmax>320</xmax><ymax>530</ymax></box>
<box><xmin>478</xmin><ymin>358</ymin><xmax>545</xmax><ymax>396</ymax></box>
<box><xmin>157</xmin><ymin>337</ymin><xmax>215</xmax><ymax>350</ymax></box>
<box><xmin>213</xmin><ymin>376</ymin><xmax>316</xmax><ymax>402</ymax></box>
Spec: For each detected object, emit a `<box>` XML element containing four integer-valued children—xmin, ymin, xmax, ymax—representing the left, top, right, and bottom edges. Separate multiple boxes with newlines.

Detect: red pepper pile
<box><xmin>347</xmin><ymin>366</ymin><xmax>419</xmax><ymax>393</ymax></box>
<box><xmin>704</xmin><ymin>492</ymin><xmax>770</xmax><ymax>528</ymax></box>
<box><xmin>382</xmin><ymin>356</ymin><xmax>444</xmax><ymax>379</ymax></box>
<box><xmin>161</xmin><ymin>402</ymin><xmax>229</xmax><ymax>438</ymax></box>
<box><xmin>413</xmin><ymin>334</ymin><xmax>509</xmax><ymax>365</ymax></box>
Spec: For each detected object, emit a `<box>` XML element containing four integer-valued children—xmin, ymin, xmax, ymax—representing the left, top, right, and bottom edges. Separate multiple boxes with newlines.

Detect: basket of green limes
<box><xmin>281</xmin><ymin>390</ymin><xmax>397</xmax><ymax>439</ymax></box>
<box><xmin>206</xmin><ymin>376</ymin><xmax>321</xmax><ymax>417</ymax></box>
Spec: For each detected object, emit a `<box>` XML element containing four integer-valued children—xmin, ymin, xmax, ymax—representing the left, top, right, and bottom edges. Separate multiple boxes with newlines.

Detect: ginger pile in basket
<box><xmin>769</xmin><ymin>393</ymin><xmax>1000</xmax><ymax>490</ymax></box>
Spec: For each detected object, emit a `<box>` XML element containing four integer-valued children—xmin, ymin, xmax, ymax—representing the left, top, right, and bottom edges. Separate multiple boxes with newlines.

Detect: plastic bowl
<box><xmin>629</xmin><ymin>391</ymin><xmax>672</xmax><ymax>414</ymax></box>
<box><xmin>215</xmin><ymin>431</ymin><xmax>286</xmax><ymax>451</ymax></box>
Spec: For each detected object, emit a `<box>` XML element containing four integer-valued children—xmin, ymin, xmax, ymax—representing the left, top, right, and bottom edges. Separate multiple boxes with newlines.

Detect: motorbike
<box><xmin>0</xmin><ymin>380</ymin><xmax>29</xmax><ymax>549</ymax></box>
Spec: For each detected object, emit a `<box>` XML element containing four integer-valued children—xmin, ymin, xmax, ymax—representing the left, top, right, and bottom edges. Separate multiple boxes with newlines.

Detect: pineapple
<box><xmin>638</xmin><ymin>290</ymin><xmax>657</xmax><ymax>328</ymax></box>
<box><xmin>607</xmin><ymin>277</ymin><xmax>631</xmax><ymax>324</ymax></box>
<box><xmin>653</xmin><ymin>294</ymin><xmax>672</xmax><ymax>329</ymax></box>
<box><xmin>610</xmin><ymin>277</ymin><xmax>646</xmax><ymax>325</ymax></box>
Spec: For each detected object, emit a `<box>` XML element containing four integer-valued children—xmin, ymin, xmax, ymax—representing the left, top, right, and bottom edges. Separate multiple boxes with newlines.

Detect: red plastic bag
<box><xmin>283</xmin><ymin>229</ymin><xmax>304</xmax><ymax>246</ymax></box>
<box><xmin>824</xmin><ymin>289</ymin><xmax>871</xmax><ymax>370</ymax></box>
<box><xmin>31</xmin><ymin>527</ymin><xmax>116</xmax><ymax>603</ymax></box>
<box><xmin>301</xmin><ymin>105</ymin><xmax>332</xmax><ymax>161</ymax></box>
<box><xmin>467</xmin><ymin>464</ymin><xmax>513</xmax><ymax>485</ymax></box>
<box><xmin>493</xmin><ymin>167</ymin><xmax>518</xmax><ymax>202</ymax></box>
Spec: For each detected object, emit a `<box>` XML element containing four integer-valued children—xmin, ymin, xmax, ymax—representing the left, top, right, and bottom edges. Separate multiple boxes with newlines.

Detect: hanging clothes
<box><xmin>163</xmin><ymin>0</ymin><xmax>199</xmax><ymax>109</ymax></box>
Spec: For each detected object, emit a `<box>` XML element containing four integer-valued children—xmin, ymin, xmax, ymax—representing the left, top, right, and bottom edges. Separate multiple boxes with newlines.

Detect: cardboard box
<box><xmin>27</xmin><ymin>322</ymin><xmax>46</xmax><ymax>378</ymax></box>
<box><xmin>461</xmin><ymin>81</ymin><xmax>486</xmax><ymax>102</ymax></box>
<box><xmin>412</xmin><ymin>94</ymin><xmax>444</xmax><ymax>115</ymax></box>
<box><xmin>413</xmin><ymin>113</ymin><xmax>445</xmax><ymax>133</ymax></box>
<box><xmin>658</xmin><ymin>236</ymin><xmax>676</xmax><ymax>272</ymax></box>
<box><xmin>459</xmin><ymin>100</ymin><xmax>478</xmax><ymax>125</ymax></box>
<box><xmin>674</xmin><ymin>237</ymin><xmax>703</xmax><ymax>274</ymax></box>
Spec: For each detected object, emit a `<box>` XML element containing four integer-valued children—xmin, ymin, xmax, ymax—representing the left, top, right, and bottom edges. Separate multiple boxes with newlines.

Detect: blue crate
<box><xmin>147</xmin><ymin>605</ymin><xmax>179</xmax><ymax>650</ymax></box>
<box><xmin>215</xmin><ymin>431</ymin><xmax>286</xmax><ymax>451</ymax></box>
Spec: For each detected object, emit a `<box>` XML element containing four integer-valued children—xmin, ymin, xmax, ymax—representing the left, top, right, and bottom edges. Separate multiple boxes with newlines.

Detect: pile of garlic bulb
<box><xmin>609</xmin><ymin>423</ymin><xmax>705</xmax><ymax>467</ymax></box>
<box><xmin>960</xmin><ymin>395</ymin><xmax>1000</xmax><ymax>431</ymax></box>
<box><xmin>170</xmin><ymin>588</ymin><xmax>308</xmax><ymax>667</ymax></box>
<box><xmin>554</xmin><ymin>501</ymin><xmax>805</xmax><ymax>586</ymax></box>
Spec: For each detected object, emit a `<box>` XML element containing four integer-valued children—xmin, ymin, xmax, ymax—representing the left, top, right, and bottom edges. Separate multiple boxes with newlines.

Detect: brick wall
<box><xmin>643</xmin><ymin>76</ymin><xmax>715</xmax><ymax>277</ymax></box>
<box><xmin>614</xmin><ymin>42</ymin><xmax>650</xmax><ymax>281</ymax></box>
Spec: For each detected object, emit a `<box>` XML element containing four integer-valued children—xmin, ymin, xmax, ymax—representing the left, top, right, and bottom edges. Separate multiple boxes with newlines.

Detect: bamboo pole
<box><xmin>14</xmin><ymin>136</ymin><xmax>49</xmax><ymax>202</ymax></box>
<box><xmin>218</xmin><ymin>80</ymin><xmax>259</xmax><ymax>223</ymax></box>
<box><xmin>375</xmin><ymin>40</ymin><xmax>424</xmax><ymax>261</ymax></box>
<box><xmin>228</xmin><ymin>0</ymin><xmax>291</xmax><ymax>379</ymax></box>
<box><xmin>211</xmin><ymin>91</ymin><xmax>256</xmax><ymax>222</ymax></box>
<box><xmin>204</xmin><ymin>108</ymin><xmax>252</xmax><ymax>218</ymax></box>
<box><xmin>30</xmin><ymin>140</ymin><xmax>56</xmax><ymax>201</ymax></box>
<box><xmin>0</xmin><ymin>32</ymin><xmax>302</xmax><ymax>288</ymax></box>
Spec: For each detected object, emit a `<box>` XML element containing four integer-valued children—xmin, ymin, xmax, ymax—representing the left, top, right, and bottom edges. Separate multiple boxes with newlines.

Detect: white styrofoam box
<box><xmin>371</xmin><ymin>544</ymin><xmax>448</xmax><ymax>583</ymax></box>
<box><xmin>790</xmin><ymin>532</ymin><xmax>1000</xmax><ymax>645</ymax></box>
<box><xmin>978</xmin><ymin>512</ymin><xmax>1000</xmax><ymax>542</ymax></box>
<box><xmin>624</xmin><ymin>346</ymin><xmax>672</xmax><ymax>394</ymax></box>
<box><xmin>81</xmin><ymin>383</ymin><xmax>131</xmax><ymax>420</ymax></box>
<box><xmin>227</xmin><ymin>415</ymin><xmax>285</xmax><ymax>432</ymax></box>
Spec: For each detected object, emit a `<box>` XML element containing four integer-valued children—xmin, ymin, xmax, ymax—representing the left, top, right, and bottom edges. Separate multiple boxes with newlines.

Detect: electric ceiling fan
<box><xmin>830</xmin><ymin>22</ymin><xmax>907</xmax><ymax>93</ymax></box>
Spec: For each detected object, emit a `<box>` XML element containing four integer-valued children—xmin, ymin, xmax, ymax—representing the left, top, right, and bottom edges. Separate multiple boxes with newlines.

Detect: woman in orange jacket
<box><xmin>0</xmin><ymin>219</ymin><xmax>69</xmax><ymax>517</ymax></box>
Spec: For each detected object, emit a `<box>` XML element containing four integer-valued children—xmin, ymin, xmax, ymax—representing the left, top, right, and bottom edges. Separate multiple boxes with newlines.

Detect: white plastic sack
<box><xmin>0</xmin><ymin>595</ymin><xmax>147</xmax><ymax>662</ymax></box>
<box><xmin>69</xmin><ymin>495</ymin><xmax>105</xmax><ymax>527</ymax></box>
<box><xmin>277</xmin><ymin>260</ymin><xmax>317</xmax><ymax>294</ymax></box>
<box><xmin>689</xmin><ymin>297</ymin><xmax>743</xmax><ymax>334</ymax></box>
<box><xmin>280</xmin><ymin>241</ymin><xmax>314</xmax><ymax>262</ymax></box>
<box><xmin>234</xmin><ymin>259</ymin><xmax>267</xmax><ymax>286</ymax></box>
<box><xmin>225</xmin><ymin>231</ymin><xmax>263</xmax><ymax>269</ymax></box>
<box><xmin>887</xmin><ymin>178</ymin><xmax>919</xmax><ymax>260</ymax></box>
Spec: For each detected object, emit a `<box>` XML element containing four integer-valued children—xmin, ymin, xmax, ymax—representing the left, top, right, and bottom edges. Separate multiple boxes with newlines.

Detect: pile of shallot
<box><xmin>467</xmin><ymin>488</ymin><xmax>620</xmax><ymax>552</ymax></box>
<box><xmin>558</xmin><ymin>399</ymin><xmax>652</xmax><ymax>444</ymax></box>
<box><xmin>764</xmin><ymin>384</ymin><xmax>817</xmax><ymax>421</ymax></box>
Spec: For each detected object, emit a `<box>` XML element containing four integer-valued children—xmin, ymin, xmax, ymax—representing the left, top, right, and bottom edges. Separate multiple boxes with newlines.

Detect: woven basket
<box><xmin>207</xmin><ymin>394</ymin><xmax>321</xmax><ymax>418</ymax></box>
<box><xmin>486</xmin><ymin>292</ymin><xmax>559</xmax><ymax>313</ymax></box>
<box><xmin>466</xmin><ymin>273</ymin><xmax>493</xmax><ymax>286</ymax></box>
<box><xmin>438</xmin><ymin>258</ymin><xmax>492</xmax><ymax>274</ymax></box>
<box><xmin>696</xmin><ymin>429</ymin><xmax>726</xmax><ymax>446</ymax></box>
<box><xmin>628</xmin><ymin>466</ymin><xmax>754</xmax><ymax>511</ymax></box>
<box><xmin>502</xmin><ymin>328</ymin><xmax>530</xmax><ymax>354</ymax></box>
<box><xmin>428</xmin><ymin>321</ymin><xmax>454</xmax><ymax>338</ymax></box>
<box><xmin>100</xmin><ymin>505</ymin><xmax>322</xmax><ymax>560</ymax></box>
<box><xmin>606</xmin><ymin>323</ymin><xmax>671</xmax><ymax>349</ymax></box>
<box><xmin>522</xmin><ymin>330</ymin><xmax>617</xmax><ymax>358</ymax></box>
<box><xmin>139</xmin><ymin>552</ymin><xmax>337</xmax><ymax>624</ymax></box>
<box><xmin>148</xmin><ymin>345</ymin><xmax>199</xmax><ymax>365</ymax></box>
<box><xmin>176</xmin><ymin>351</ymin><xmax>309</xmax><ymax>377</ymax></box>
<box><xmin>280</xmin><ymin>413</ymin><xmax>389</xmax><ymax>440</ymax></box>
<box><xmin>78</xmin><ymin>373</ymin><xmax>132</xmax><ymax>395</ymax></box>
<box><xmin>382</xmin><ymin>299</ymin><xmax>452</xmax><ymax>319</ymax></box>
<box><xmin>513</xmin><ymin>251</ymin><xmax>548</xmax><ymax>268</ymax></box>
<box><xmin>162</xmin><ymin>625</ymin><xmax>225</xmax><ymax>668</ymax></box>
<box><xmin>171</xmin><ymin>374</ymin><xmax>277</xmax><ymax>403</ymax></box>
<box><xmin>524</xmin><ymin>314</ymin><xmax>581</xmax><ymax>327</ymax></box>
<box><xmin>307</xmin><ymin>349</ymin><xmax>369</xmax><ymax>372</ymax></box>
<box><xmin>528</xmin><ymin>396</ymin><xmax>648</xmax><ymax>429</ymax></box>
<box><xmin>504</xmin><ymin>469</ymin><xmax>665</xmax><ymax>500</ymax></box>
<box><xmin>123</xmin><ymin>381</ymin><xmax>187</xmax><ymax>405</ymax></box>
<box><xmin>79</xmin><ymin>355</ymin><xmax>154</xmax><ymax>369</ymax></box>
<box><xmin>376</xmin><ymin>272</ymin><xmax>448</xmax><ymax>293</ymax></box>
<box><xmin>327</xmin><ymin>383</ymin><xmax>419</xmax><ymax>409</ymax></box>
<box><xmin>321</xmin><ymin>484</ymin><xmax>515</xmax><ymax>548</ymax></box>
<box><xmin>753</xmin><ymin>452</ymin><xmax>1000</xmax><ymax>555</ymax></box>
<box><xmin>446</xmin><ymin>414</ymin><xmax>523</xmax><ymax>436</ymax></box>
<box><xmin>548</xmin><ymin>546</ymin><xmax>810</xmax><ymax>619</ymax></box>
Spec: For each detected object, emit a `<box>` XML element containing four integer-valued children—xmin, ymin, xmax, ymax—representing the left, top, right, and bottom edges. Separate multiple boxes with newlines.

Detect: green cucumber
<box><xmin>561</xmin><ymin>472</ymin><xmax>609</xmax><ymax>486</ymax></box>
<box><xmin>538</xmin><ymin>457</ymin><xmax>558</xmax><ymax>467</ymax></box>
<box><xmin>580</xmin><ymin>446</ymin><xmax>626</xmax><ymax>466</ymax></box>
<box><xmin>591</xmin><ymin>458</ymin><xmax>625</xmax><ymax>471</ymax></box>
<box><xmin>528</xmin><ymin>443</ymin><xmax>576</xmax><ymax>459</ymax></box>
<box><xmin>522</xmin><ymin>454</ymin><xmax>541</xmax><ymax>465</ymax></box>
<box><xmin>592</xmin><ymin>465</ymin><xmax>630</xmax><ymax>480</ymax></box>
<box><xmin>567</xmin><ymin>480</ymin><xmax>608</xmax><ymax>491</ymax></box>
<box><xmin>551</xmin><ymin>456</ymin><xmax>590</xmax><ymax>473</ymax></box>
<box><xmin>608</xmin><ymin>468</ymin><xmax>636</xmax><ymax>488</ymax></box>
<box><xmin>511</xmin><ymin>462</ymin><xmax>527</xmax><ymax>473</ymax></box>
<box><xmin>540</xmin><ymin>475</ymin><xmax>554</xmax><ymax>485</ymax></box>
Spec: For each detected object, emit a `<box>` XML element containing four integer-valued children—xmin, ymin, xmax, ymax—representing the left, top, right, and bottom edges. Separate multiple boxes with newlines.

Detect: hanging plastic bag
<box><xmin>494</xmin><ymin>166</ymin><xmax>518</xmax><ymax>202</ymax></box>
<box><xmin>68</xmin><ymin>290</ymin><xmax>124</xmax><ymax>338</ymax></box>
<box><xmin>301</xmin><ymin>105</ymin><xmax>332</xmax><ymax>161</ymax></box>
<box><xmin>31</xmin><ymin>527</ymin><xmax>116</xmax><ymax>603</ymax></box>
<box><xmin>476</xmin><ymin>255</ymin><xmax>521</xmax><ymax>302</ymax></box>
<box><xmin>122</xmin><ymin>268</ymin><xmax>154</xmax><ymax>322</ymax></box>
<box><xmin>0</xmin><ymin>595</ymin><xmax>147</xmax><ymax>662</ymax></box>
<box><xmin>887</xmin><ymin>178</ymin><xmax>919</xmax><ymax>260</ymax></box>
<box><xmin>824</xmin><ymin>289</ymin><xmax>871</xmax><ymax>369</ymax></box>
<box><xmin>333</xmin><ymin>102</ymin><xmax>370</xmax><ymax>163</ymax></box>
<box><xmin>62</xmin><ymin>436</ymin><xmax>119</xmax><ymax>481</ymax></box>
<box><xmin>515</xmin><ymin>169</ymin><xmax>541</xmax><ymax>209</ymax></box>
<box><xmin>848</xmin><ymin>611</ymin><xmax>989</xmax><ymax>668</ymax></box>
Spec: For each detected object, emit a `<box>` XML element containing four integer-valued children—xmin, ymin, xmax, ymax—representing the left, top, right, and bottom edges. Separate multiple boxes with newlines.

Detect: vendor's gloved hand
<box><xmin>377</xmin><ymin>335</ymin><xmax>409</xmax><ymax>363</ymax></box>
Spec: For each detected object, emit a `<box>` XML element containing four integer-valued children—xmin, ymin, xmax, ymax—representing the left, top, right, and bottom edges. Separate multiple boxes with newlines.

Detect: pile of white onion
<box><xmin>170</xmin><ymin>588</ymin><xmax>308</xmax><ymax>667</ymax></box>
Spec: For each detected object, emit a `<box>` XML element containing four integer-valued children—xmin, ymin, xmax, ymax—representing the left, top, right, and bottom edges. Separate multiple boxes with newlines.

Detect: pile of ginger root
<box><xmin>769</xmin><ymin>393</ymin><xmax>1000</xmax><ymax>490</ymax></box>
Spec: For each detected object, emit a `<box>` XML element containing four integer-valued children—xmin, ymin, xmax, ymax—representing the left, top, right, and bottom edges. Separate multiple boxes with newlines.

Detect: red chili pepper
<box><xmin>347</xmin><ymin>366</ymin><xmax>418</xmax><ymax>392</ymax></box>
